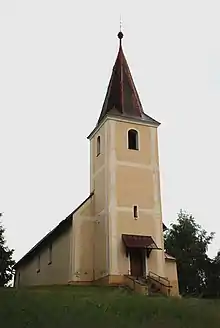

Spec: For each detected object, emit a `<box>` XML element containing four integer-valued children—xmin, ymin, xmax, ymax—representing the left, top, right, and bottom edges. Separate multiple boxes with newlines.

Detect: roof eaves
<box><xmin>88</xmin><ymin>113</ymin><xmax>160</xmax><ymax>140</ymax></box>
<box><xmin>66</xmin><ymin>191</ymin><xmax>94</xmax><ymax>219</ymax></box>
<box><xmin>163</xmin><ymin>223</ymin><xmax>168</xmax><ymax>231</ymax></box>
<box><xmin>87</xmin><ymin>116</ymin><xmax>109</xmax><ymax>140</ymax></box>
<box><xmin>107</xmin><ymin>113</ymin><xmax>160</xmax><ymax>126</ymax></box>
<box><xmin>14</xmin><ymin>191</ymin><xmax>94</xmax><ymax>269</ymax></box>
<box><xmin>14</xmin><ymin>218</ymin><xmax>71</xmax><ymax>269</ymax></box>
<box><xmin>164</xmin><ymin>252</ymin><xmax>176</xmax><ymax>261</ymax></box>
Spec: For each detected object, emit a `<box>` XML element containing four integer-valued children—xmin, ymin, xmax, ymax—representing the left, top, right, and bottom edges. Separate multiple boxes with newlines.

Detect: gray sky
<box><xmin>0</xmin><ymin>1</ymin><xmax>220</xmax><ymax>262</ymax></box>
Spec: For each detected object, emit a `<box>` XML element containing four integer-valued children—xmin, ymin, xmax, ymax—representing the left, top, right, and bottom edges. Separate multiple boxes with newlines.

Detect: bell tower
<box><xmin>88</xmin><ymin>31</ymin><xmax>166</xmax><ymax>282</ymax></box>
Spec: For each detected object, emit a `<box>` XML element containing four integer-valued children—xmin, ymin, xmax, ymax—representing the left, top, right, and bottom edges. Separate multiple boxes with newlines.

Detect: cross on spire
<box><xmin>118</xmin><ymin>15</ymin><xmax>123</xmax><ymax>47</ymax></box>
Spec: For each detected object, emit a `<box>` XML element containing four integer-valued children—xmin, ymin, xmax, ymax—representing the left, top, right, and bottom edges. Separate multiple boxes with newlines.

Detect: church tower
<box><xmin>87</xmin><ymin>31</ymin><xmax>166</xmax><ymax>283</ymax></box>
<box><xmin>13</xmin><ymin>30</ymin><xmax>179</xmax><ymax>296</ymax></box>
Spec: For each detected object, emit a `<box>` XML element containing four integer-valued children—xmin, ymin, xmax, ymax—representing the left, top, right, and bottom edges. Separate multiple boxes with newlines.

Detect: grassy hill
<box><xmin>1</xmin><ymin>286</ymin><xmax>220</xmax><ymax>328</ymax></box>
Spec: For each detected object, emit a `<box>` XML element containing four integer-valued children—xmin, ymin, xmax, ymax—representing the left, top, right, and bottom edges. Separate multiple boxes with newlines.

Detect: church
<box><xmin>14</xmin><ymin>31</ymin><xmax>179</xmax><ymax>296</ymax></box>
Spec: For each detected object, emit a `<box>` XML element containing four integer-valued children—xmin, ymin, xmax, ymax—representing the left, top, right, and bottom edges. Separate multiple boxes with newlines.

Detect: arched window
<box><xmin>97</xmin><ymin>136</ymin><xmax>101</xmax><ymax>156</ymax></box>
<box><xmin>128</xmin><ymin>129</ymin><xmax>139</xmax><ymax>150</ymax></box>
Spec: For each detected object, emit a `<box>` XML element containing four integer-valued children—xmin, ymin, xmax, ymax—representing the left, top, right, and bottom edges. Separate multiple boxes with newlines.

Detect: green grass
<box><xmin>1</xmin><ymin>286</ymin><xmax>220</xmax><ymax>328</ymax></box>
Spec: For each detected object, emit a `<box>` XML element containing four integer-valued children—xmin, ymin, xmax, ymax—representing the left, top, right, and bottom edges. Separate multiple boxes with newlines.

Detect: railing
<box><xmin>148</xmin><ymin>271</ymin><xmax>171</xmax><ymax>287</ymax></box>
<box><xmin>147</xmin><ymin>271</ymin><xmax>172</xmax><ymax>296</ymax></box>
<box><xmin>124</xmin><ymin>273</ymin><xmax>172</xmax><ymax>296</ymax></box>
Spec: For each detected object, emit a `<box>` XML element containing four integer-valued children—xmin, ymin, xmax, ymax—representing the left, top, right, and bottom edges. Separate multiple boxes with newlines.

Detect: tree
<box><xmin>0</xmin><ymin>213</ymin><xmax>15</xmax><ymax>286</ymax></box>
<box><xmin>164</xmin><ymin>210</ymin><xmax>214</xmax><ymax>296</ymax></box>
<box><xmin>203</xmin><ymin>251</ymin><xmax>220</xmax><ymax>298</ymax></box>
<box><xmin>215</xmin><ymin>251</ymin><xmax>220</xmax><ymax>263</ymax></box>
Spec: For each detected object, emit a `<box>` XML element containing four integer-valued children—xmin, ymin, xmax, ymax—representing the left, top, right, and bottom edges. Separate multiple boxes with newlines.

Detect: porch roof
<box><xmin>164</xmin><ymin>252</ymin><xmax>176</xmax><ymax>261</ymax></box>
<box><xmin>122</xmin><ymin>234</ymin><xmax>160</xmax><ymax>249</ymax></box>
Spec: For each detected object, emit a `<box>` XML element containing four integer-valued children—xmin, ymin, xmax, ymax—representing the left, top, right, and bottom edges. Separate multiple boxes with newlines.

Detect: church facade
<box><xmin>14</xmin><ymin>32</ymin><xmax>179</xmax><ymax>296</ymax></box>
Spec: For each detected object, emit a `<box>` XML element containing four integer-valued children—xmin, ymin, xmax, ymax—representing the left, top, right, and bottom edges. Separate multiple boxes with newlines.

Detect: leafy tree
<box><xmin>203</xmin><ymin>251</ymin><xmax>220</xmax><ymax>298</ymax></box>
<box><xmin>215</xmin><ymin>251</ymin><xmax>220</xmax><ymax>263</ymax></box>
<box><xmin>0</xmin><ymin>213</ymin><xmax>15</xmax><ymax>286</ymax></box>
<box><xmin>164</xmin><ymin>210</ymin><xmax>214</xmax><ymax>296</ymax></box>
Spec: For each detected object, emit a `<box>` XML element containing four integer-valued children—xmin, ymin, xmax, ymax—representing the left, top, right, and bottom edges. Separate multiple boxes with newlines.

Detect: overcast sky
<box><xmin>1</xmin><ymin>1</ymin><xmax>220</xmax><ymax>262</ymax></box>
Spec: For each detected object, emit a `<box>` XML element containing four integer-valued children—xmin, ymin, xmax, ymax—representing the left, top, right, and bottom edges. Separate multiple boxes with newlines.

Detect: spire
<box><xmin>97</xmin><ymin>31</ymin><xmax>160</xmax><ymax>126</ymax></box>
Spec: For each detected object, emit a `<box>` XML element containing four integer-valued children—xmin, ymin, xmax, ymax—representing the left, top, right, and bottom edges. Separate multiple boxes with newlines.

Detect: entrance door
<box><xmin>130</xmin><ymin>248</ymin><xmax>144</xmax><ymax>277</ymax></box>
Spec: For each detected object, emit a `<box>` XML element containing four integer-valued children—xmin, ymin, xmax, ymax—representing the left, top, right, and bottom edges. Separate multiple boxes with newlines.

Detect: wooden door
<box><xmin>130</xmin><ymin>249</ymin><xmax>143</xmax><ymax>277</ymax></box>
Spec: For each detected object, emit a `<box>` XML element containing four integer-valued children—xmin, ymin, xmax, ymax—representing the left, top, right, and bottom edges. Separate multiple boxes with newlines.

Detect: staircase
<box><xmin>124</xmin><ymin>272</ymin><xmax>172</xmax><ymax>296</ymax></box>
<box><xmin>124</xmin><ymin>275</ymin><xmax>148</xmax><ymax>295</ymax></box>
<box><xmin>147</xmin><ymin>271</ymin><xmax>172</xmax><ymax>296</ymax></box>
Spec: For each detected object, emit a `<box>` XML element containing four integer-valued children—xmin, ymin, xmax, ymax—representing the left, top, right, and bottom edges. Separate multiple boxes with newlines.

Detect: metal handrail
<box><xmin>148</xmin><ymin>271</ymin><xmax>171</xmax><ymax>287</ymax></box>
<box><xmin>124</xmin><ymin>275</ymin><xmax>148</xmax><ymax>290</ymax></box>
<box><xmin>124</xmin><ymin>275</ymin><xmax>144</xmax><ymax>284</ymax></box>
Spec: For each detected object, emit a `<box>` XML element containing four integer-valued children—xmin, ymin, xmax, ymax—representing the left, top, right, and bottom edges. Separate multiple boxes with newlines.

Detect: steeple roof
<box><xmin>97</xmin><ymin>32</ymin><xmax>160</xmax><ymax>126</ymax></box>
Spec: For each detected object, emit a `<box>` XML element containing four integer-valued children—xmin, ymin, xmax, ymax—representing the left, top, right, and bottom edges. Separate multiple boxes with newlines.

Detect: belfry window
<box><xmin>128</xmin><ymin>129</ymin><xmax>139</xmax><ymax>150</ymax></box>
<box><xmin>97</xmin><ymin>136</ymin><xmax>101</xmax><ymax>156</ymax></box>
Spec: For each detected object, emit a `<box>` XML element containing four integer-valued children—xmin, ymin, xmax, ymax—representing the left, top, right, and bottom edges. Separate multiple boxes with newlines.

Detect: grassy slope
<box><xmin>1</xmin><ymin>286</ymin><xmax>220</xmax><ymax>328</ymax></box>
